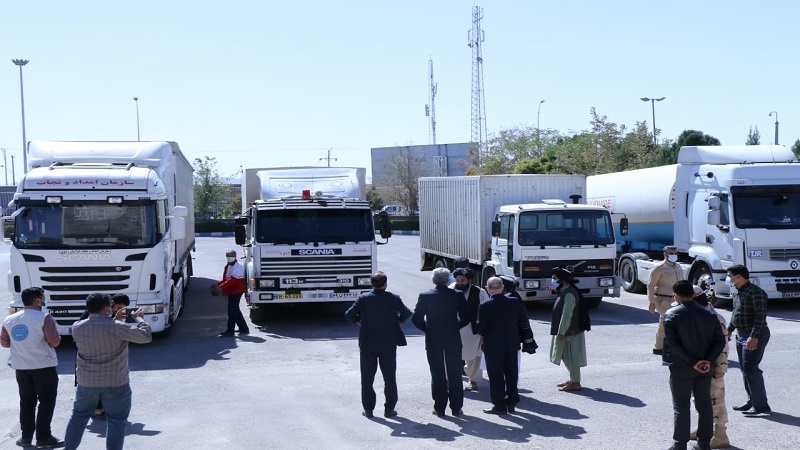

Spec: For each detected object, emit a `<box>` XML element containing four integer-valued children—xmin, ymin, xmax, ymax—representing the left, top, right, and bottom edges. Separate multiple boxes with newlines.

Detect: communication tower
<box><xmin>467</xmin><ymin>6</ymin><xmax>487</xmax><ymax>165</ymax></box>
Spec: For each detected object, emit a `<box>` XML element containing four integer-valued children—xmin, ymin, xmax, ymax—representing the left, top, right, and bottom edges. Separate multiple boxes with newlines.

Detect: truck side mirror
<box><xmin>234</xmin><ymin>216</ymin><xmax>248</xmax><ymax>225</ymax></box>
<box><xmin>172</xmin><ymin>206</ymin><xmax>189</xmax><ymax>217</ymax></box>
<box><xmin>2</xmin><ymin>216</ymin><xmax>14</xmax><ymax>242</ymax></box>
<box><xmin>491</xmin><ymin>221</ymin><xmax>500</xmax><ymax>237</ymax></box>
<box><xmin>170</xmin><ymin>217</ymin><xmax>186</xmax><ymax>240</ymax></box>
<box><xmin>619</xmin><ymin>218</ymin><xmax>629</xmax><ymax>236</ymax></box>
<box><xmin>378</xmin><ymin>211</ymin><xmax>392</xmax><ymax>240</ymax></box>
<box><xmin>235</xmin><ymin>225</ymin><xmax>246</xmax><ymax>245</ymax></box>
<box><xmin>707</xmin><ymin>210</ymin><xmax>721</xmax><ymax>226</ymax></box>
<box><xmin>707</xmin><ymin>196</ymin><xmax>720</xmax><ymax>210</ymax></box>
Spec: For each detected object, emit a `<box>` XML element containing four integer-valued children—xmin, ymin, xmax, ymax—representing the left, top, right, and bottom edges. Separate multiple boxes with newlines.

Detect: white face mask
<box><xmin>667</xmin><ymin>254</ymin><xmax>678</xmax><ymax>263</ymax></box>
<box><xmin>550</xmin><ymin>279</ymin><xmax>559</xmax><ymax>288</ymax></box>
<box><xmin>227</xmin><ymin>257</ymin><xmax>236</xmax><ymax>263</ymax></box>
<box><xmin>724</xmin><ymin>276</ymin><xmax>733</xmax><ymax>287</ymax></box>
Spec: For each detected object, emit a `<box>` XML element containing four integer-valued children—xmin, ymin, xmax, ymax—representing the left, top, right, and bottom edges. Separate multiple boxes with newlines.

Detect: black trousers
<box><xmin>484</xmin><ymin>351</ymin><xmax>520</xmax><ymax>408</ymax></box>
<box><xmin>226</xmin><ymin>293</ymin><xmax>249</xmax><ymax>332</ymax></box>
<box><xmin>669</xmin><ymin>367</ymin><xmax>713</xmax><ymax>447</ymax></box>
<box><xmin>425</xmin><ymin>347</ymin><xmax>464</xmax><ymax>413</ymax></box>
<box><xmin>359</xmin><ymin>349</ymin><xmax>398</xmax><ymax>412</ymax></box>
<box><xmin>16</xmin><ymin>366</ymin><xmax>59</xmax><ymax>440</ymax></box>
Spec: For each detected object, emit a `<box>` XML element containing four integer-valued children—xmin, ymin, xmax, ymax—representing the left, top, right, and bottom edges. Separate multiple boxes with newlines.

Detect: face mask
<box><xmin>667</xmin><ymin>254</ymin><xmax>678</xmax><ymax>263</ymax></box>
<box><xmin>724</xmin><ymin>276</ymin><xmax>733</xmax><ymax>287</ymax></box>
<box><xmin>550</xmin><ymin>279</ymin><xmax>559</xmax><ymax>288</ymax></box>
<box><xmin>227</xmin><ymin>257</ymin><xmax>236</xmax><ymax>263</ymax></box>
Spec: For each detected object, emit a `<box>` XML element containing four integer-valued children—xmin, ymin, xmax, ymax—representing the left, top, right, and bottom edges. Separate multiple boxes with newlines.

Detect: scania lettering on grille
<box><xmin>291</xmin><ymin>249</ymin><xmax>342</xmax><ymax>255</ymax></box>
<box><xmin>58</xmin><ymin>249</ymin><xmax>112</xmax><ymax>262</ymax></box>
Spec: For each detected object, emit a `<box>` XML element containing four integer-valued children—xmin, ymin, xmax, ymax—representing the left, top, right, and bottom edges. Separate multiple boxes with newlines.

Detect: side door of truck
<box><xmin>493</xmin><ymin>214</ymin><xmax>515</xmax><ymax>271</ymax></box>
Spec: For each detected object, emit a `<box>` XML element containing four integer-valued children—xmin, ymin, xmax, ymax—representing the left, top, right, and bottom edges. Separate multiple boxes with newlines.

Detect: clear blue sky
<box><xmin>1</xmin><ymin>1</ymin><xmax>797</xmax><ymax>183</ymax></box>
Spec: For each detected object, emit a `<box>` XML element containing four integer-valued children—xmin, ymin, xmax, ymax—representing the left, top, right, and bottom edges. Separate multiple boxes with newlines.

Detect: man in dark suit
<box><xmin>663</xmin><ymin>280</ymin><xmax>726</xmax><ymax>450</ymax></box>
<box><xmin>412</xmin><ymin>268</ymin><xmax>470</xmax><ymax>417</ymax></box>
<box><xmin>345</xmin><ymin>272</ymin><xmax>413</xmax><ymax>419</ymax></box>
<box><xmin>476</xmin><ymin>276</ymin><xmax>533</xmax><ymax>415</ymax></box>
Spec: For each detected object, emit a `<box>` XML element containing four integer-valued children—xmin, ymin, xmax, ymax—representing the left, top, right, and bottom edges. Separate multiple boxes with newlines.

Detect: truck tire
<box><xmin>434</xmin><ymin>258</ymin><xmax>449</xmax><ymax>270</ymax></box>
<box><xmin>250</xmin><ymin>305</ymin><xmax>268</xmax><ymax>323</ymax></box>
<box><xmin>585</xmin><ymin>297</ymin><xmax>602</xmax><ymax>308</ymax></box>
<box><xmin>619</xmin><ymin>257</ymin><xmax>645</xmax><ymax>293</ymax></box>
<box><xmin>481</xmin><ymin>268</ymin><xmax>496</xmax><ymax>287</ymax></box>
<box><xmin>183</xmin><ymin>258</ymin><xmax>192</xmax><ymax>293</ymax></box>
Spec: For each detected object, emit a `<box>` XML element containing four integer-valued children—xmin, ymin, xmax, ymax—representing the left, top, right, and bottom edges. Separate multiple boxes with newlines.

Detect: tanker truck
<box><xmin>587</xmin><ymin>145</ymin><xmax>800</xmax><ymax>306</ymax></box>
<box><xmin>2</xmin><ymin>141</ymin><xmax>194</xmax><ymax>335</ymax></box>
<box><xmin>419</xmin><ymin>175</ymin><xmax>622</xmax><ymax>308</ymax></box>
<box><xmin>234</xmin><ymin>167</ymin><xmax>391</xmax><ymax>321</ymax></box>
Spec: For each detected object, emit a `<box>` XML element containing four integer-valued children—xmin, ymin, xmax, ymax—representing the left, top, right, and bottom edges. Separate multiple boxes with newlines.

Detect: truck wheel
<box><xmin>585</xmin><ymin>297</ymin><xmax>602</xmax><ymax>308</ymax></box>
<box><xmin>434</xmin><ymin>258</ymin><xmax>449</xmax><ymax>270</ymax></box>
<box><xmin>690</xmin><ymin>263</ymin><xmax>713</xmax><ymax>292</ymax></box>
<box><xmin>481</xmin><ymin>268</ymin><xmax>496</xmax><ymax>287</ymax></box>
<box><xmin>250</xmin><ymin>305</ymin><xmax>268</xmax><ymax>323</ymax></box>
<box><xmin>183</xmin><ymin>258</ymin><xmax>192</xmax><ymax>293</ymax></box>
<box><xmin>619</xmin><ymin>257</ymin><xmax>645</xmax><ymax>293</ymax></box>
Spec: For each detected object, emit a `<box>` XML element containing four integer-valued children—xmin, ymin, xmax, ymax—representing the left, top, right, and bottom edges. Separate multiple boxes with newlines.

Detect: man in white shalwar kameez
<box><xmin>451</xmin><ymin>268</ymin><xmax>489</xmax><ymax>391</ymax></box>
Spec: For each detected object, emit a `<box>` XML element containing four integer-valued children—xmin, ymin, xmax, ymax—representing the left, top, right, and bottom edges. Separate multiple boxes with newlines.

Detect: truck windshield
<box><xmin>255</xmin><ymin>208</ymin><xmax>375</xmax><ymax>244</ymax></box>
<box><xmin>14</xmin><ymin>202</ymin><xmax>159</xmax><ymax>248</ymax></box>
<box><xmin>517</xmin><ymin>210</ymin><xmax>615</xmax><ymax>246</ymax></box>
<box><xmin>732</xmin><ymin>185</ymin><xmax>800</xmax><ymax>229</ymax></box>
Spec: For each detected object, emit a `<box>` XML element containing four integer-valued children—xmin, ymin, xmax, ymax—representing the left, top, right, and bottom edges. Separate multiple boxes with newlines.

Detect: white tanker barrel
<box><xmin>587</xmin><ymin>165</ymin><xmax>679</xmax><ymax>251</ymax></box>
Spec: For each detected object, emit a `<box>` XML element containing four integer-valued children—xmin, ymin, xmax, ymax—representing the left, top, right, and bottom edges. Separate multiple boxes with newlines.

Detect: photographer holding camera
<box><xmin>662</xmin><ymin>280</ymin><xmax>726</xmax><ymax>450</ymax></box>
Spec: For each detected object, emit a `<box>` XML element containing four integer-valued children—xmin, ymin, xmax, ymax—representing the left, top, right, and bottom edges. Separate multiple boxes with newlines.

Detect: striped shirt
<box><xmin>72</xmin><ymin>314</ymin><xmax>152</xmax><ymax>388</ymax></box>
<box><xmin>728</xmin><ymin>281</ymin><xmax>768</xmax><ymax>339</ymax></box>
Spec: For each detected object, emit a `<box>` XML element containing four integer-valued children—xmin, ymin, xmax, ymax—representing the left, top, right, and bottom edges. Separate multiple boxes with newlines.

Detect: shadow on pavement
<box><xmin>571</xmin><ymin>387</ymin><xmax>647</xmax><ymax>407</ymax></box>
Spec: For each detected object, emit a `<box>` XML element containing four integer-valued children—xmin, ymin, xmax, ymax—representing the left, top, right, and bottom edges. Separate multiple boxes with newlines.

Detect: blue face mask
<box><xmin>551</xmin><ymin>279</ymin><xmax>559</xmax><ymax>288</ymax></box>
<box><xmin>667</xmin><ymin>254</ymin><xmax>678</xmax><ymax>263</ymax></box>
<box><xmin>724</xmin><ymin>276</ymin><xmax>733</xmax><ymax>287</ymax></box>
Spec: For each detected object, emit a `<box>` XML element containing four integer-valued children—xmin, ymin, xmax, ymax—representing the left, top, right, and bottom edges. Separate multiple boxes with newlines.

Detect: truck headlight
<box><xmin>357</xmin><ymin>277</ymin><xmax>372</xmax><ymax>286</ymax></box>
<box><xmin>524</xmin><ymin>280</ymin><xmax>540</xmax><ymax>289</ymax></box>
<box><xmin>136</xmin><ymin>304</ymin><xmax>165</xmax><ymax>314</ymax></box>
<box><xmin>599</xmin><ymin>277</ymin><xmax>615</xmax><ymax>287</ymax></box>
<box><xmin>258</xmin><ymin>279</ymin><xmax>276</xmax><ymax>288</ymax></box>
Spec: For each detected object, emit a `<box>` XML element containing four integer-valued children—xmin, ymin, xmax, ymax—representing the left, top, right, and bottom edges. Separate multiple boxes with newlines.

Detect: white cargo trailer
<box><xmin>587</xmin><ymin>145</ymin><xmax>800</xmax><ymax>306</ymax></box>
<box><xmin>419</xmin><ymin>175</ymin><xmax>621</xmax><ymax>307</ymax></box>
<box><xmin>3</xmin><ymin>141</ymin><xmax>194</xmax><ymax>335</ymax></box>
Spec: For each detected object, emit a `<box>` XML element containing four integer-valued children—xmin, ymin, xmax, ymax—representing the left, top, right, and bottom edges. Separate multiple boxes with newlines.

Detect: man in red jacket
<box><xmin>217</xmin><ymin>250</ymin><xmax>250</xmax><ymax>337</ymax></box>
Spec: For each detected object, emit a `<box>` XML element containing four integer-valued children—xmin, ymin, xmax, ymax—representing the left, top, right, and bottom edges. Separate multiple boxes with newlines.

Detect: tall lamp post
<box><xmin>12</xmin><ymin>59</ymin><xmax>29</xmax><ymax>170</ymax></box>
<box><xmin>537</xmin><ymin>99</ymin><xmax>545</xmax><ymax>132</ymax></box>
<box><xmin>640</xmin><ymin>96</ymin><xmax>665</xmax><ymax>146</ymax></box>
<box><xmin>769</xmin><ymin>111</ymin><xmax>779</xmax><ymax>145</ymax></box>
<box><xmin>133</xmin><ymin>97</ymin><xmax>140</xmax><ymax>141</ymax></box>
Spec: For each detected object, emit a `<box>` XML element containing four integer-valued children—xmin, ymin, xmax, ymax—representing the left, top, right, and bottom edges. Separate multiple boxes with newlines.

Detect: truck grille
<box><xmin>260</xmin><ymin>255</ymin><xmax>372</xmax><ymax>276</ymax></box>
<box><xmin>38</xmin><ymin>265</ymin><xmax>132</xmax><ymax>326</ymax></box>
<box><xmin>520</xmin><ymin>259</ymin><xmax>615</xmax><ymax>278</ymax></box>
<box><xmin>769</xmin><ymin>248</ymin><xmax>800</xmax><ymax>260</ymax></box>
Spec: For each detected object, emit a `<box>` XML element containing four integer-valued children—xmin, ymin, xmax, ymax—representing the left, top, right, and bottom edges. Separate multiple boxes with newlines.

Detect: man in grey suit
<box><xmin>345</xmin><ymin>272</ymin><xmax>412</xmax><ymax>419</ymax></box>
<box><xmin>412</xmin><ymin>268</ymin><xmax>470</xmax><ymax>417</ymax></box>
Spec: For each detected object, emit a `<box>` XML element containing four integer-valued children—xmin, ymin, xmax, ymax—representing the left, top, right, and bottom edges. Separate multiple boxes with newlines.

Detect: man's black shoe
<box><xmin>238</xmin><ymin>329</ymin><xmax>250</xmax><ymax>335</ymax></box>
<box><xmin>742</xmin><ymin>406</ymin><xmax>771</xmax><ymax>415</ymax></box>
<box><xmin>384</xmin><ymin>409</ymin><xmax>398</xmax><ymax>418</ymax></box>
<box><xmin>732</xmin><ymin>402</ymin><xmax>752</xmax><ymax>411</ymax></box>
<box><xmin>35</xmin><ymin>436</ymin><xmax>64</xmax><ymax>449</ymax></box>
<box><xmin>362</xmin><ymin>410</ymin><xmax>373</xmax><ymax>418</ymax></box>
<box><xmin>652</xmin><ymin>348</ymin><xmax>663</xmax><ymax>355</ymax></box>
<box><xmin>432</xmin><ymin>410</ymin><xmax>445</xmax><ymax>417</ymax></box>
<box><xmin>16</xmin><ymin>437</ymin><xmax>32</xmax><ymax>447</ymax></box>
<box><xmin>483</xmin><ymin>407</ymin><xmax>507</xmax><ymax>415</ymax></box>
<box><xmin>507</xmin><ymin>405</ymin><xmax>516</xmax><ymax>414</ymax></box>
<box><xmin>452</xmin><ymin>409</ymin><xmax>464</xmax><ymax>417</ymax></box>
<box><xmin>218</xmin><ymin>331</ymin><xmax>235</xmax><ymax>337</ymax></box>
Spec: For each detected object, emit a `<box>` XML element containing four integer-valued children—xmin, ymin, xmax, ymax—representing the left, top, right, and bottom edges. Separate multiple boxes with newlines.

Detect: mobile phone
<box><xmin>125</xmin><ymin>307</ymin><xmax>137</xmax><ymax>316</ymax></box>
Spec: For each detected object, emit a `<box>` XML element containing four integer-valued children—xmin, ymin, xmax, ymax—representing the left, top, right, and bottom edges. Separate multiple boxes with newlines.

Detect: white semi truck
<box><xmin>587</xmin><ymin>145</ymin><xmax>800</xmax><ymax>306</ymax></box>
<box><xmin>418</xmin><ymin>175</ymin><xmax>622</xmax><ymax>307</ymax></box>
<box><xmin>234</xmin><ymin>167</ymin><xmax>391</xmax><ymax>321</ymax></box>
<box><xmin>3</xmin><ymin>141</ymin><xmax>194</xmax><ymax>335</ymax></box>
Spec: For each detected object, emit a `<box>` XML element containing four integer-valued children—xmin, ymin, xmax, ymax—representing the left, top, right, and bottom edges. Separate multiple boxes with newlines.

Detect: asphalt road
<box><xmin>1</xmin><ymin>236</ymin><xmax>799</xmax><ymax>449</ymax></box>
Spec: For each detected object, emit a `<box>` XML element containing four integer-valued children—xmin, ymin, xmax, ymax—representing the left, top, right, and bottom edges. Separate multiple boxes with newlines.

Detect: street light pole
<box><xmin>10</xmin><ymin>155</ymin><xmax>16</xmax><ymax>185</ymax></box>
<box><xmin>769</xmin><ymin>111</ymin><xmax>779</xmax><ymax>145</ymax></box>
<box><xmin>2</xmin><ymin>148</ymin><xmax>7</xmax><ymax>184</ymax></box>
<box><xmin>133</xmin><ymin>97</ymin><xmax>140</xmax><ymax>141</ymax></box>
<box><xmin>640</xmin><ymin>96</ymin><xmax>665</xmax><ymax>146</ymax></box>
<box><xmin>537</xmin><ymin>100</ymin><xmax>545</xmax><ymax>132</ymax></box>
<box><xmin>12</xmin><ymin>59</ymin><xmax>29</xmax><ymax>170</ymax></box>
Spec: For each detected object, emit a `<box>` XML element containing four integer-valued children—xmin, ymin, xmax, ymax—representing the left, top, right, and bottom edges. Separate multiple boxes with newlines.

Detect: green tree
<box><xmin>218</xmin><ymin>193</ymin><xmax>242</xmax><ymax>218</ymax></box>
<box><xmin>791</xmin><ymin>139</ymin><xmax>800</xmax><ymax>158</ymax></box>
<box><xmin>746</xmin><ymin>126</ymin><xmax>761</xmax><ymax>145</ymax></box>
<box><xmin>366</xmin><ymin>187</ymin><xmax>384</xmax><ymax>211</ymax></box>
<box><xmin>193</xmin><ymin>156</ymin><xmax>226</xmax><ymax>219</ymax></box>
<box><xmin>651</xmin><ymin>130</ymin><xmax>721</xmax><ymax>166</ymax></box>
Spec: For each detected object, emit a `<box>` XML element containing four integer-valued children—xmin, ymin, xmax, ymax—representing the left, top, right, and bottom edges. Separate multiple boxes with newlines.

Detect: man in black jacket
<box><xmin>476</xmin><ymin>276</ymin><xmax>533</xmax><ymax>415</ymax></box>
<box><xmin>412</xmin><ymin>268</ymin><xmax>470</xmax><ymax>417</ymax></box>
<box><xmin>663</xmin><ymin>280</ymin><xmax>726</xmax><ymax>450</ymax></box>
<box><xmin>345</xmin><ymin>272</ymin><xmax>412</xmax><ymax>419</ymax></box>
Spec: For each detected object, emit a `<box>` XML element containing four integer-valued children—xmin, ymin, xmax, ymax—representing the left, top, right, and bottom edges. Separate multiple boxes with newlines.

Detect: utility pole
<box><xmin>10</xmin><ymin>155</ymin><xmax>16</xmax><ymax>185</ymax></box>
<box><xmin>640</xmin><ymin>97</ymin><xmax>666</xmax><ymax>146</ymax></box>
<box><xmin>134</xmin><ymin>97</ymin><xmax>141</xmax><ymax>141</ymax></box>
<box><xmin>1</xmin><ymin>148</ymin><xmax>7</xmax><ymax>184</ymax></box>
<box><xmin>426</xmin><ymin>57</ymin><xmax>438</xmax><ymax>145</ymax></box>
<box><xmin>467</xmin><ymin>5</ymin><xmax>487</xmax><ymax>166</ymax></box>
<box><xmin>769</xmin><ymin>111</ymin><xmax>779</xmax><ymax>145</ymax></box>
<box><xmin>319</xmin><ymin>149</ymin><xmax>337</xmax><ymax>167</ymax></box>
<box><xmin>12</xmin><ymin>59</ymin><xmax>29</xmax><ymax>170</ymax></box>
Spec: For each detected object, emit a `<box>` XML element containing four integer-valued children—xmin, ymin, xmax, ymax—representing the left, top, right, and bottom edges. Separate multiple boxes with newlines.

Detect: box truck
<box><xmin>235</xmin><ymin>167</ymin><xmax>391</xmax><ymax>321</ymax></box>
<box><xmin>3</xmin><ymin>141</ymin><xmax>194</xmax><ymax>335</ymax></box>
<box><xmin>419</xmin><ymin>175</ymin><xmax>621</xmax><ymax>307</ymax></box>
<box><xmin>587</xmin><ymin>145</ymin><xmax>800</xmax><ymax>306</ymax></box>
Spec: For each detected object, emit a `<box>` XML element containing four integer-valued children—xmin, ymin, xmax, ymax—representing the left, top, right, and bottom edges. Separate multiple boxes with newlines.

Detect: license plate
<box><xmin>782</xmin><ymin>292</ymin><xmax>800</xmax><ymax>298</ymax></box>
<box><xmin>67</xmin><ymin>327</ymin><xmax>73</xmax><ymax>335</ymax></box>
<box><xmin>276</xmin><ymin>294</ymin><xmax>302</xmax><ymax>299</ymax></box>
